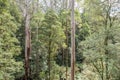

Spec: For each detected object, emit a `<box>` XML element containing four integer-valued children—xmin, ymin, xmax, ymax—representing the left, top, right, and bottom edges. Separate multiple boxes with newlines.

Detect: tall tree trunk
<box><xmin>62</xmin><ymin>48</ymin><xmax>65</xmax><ymax>66</ymax></box>
<box><xmin>17</xmin><ymin>0</ymin><xmax>33</xmax><ymax>80</ymax></box>
<box><xmin>25</xmin><ymin>14</ymin><xmax>31</xmax><ymax>80</ymax></box>
<box><xmin>65</xmin><ymin>38</ymin><xmax>68</xmax><ymax>80</ymax></box>
<box><xmin>71</xmin><ymin>0</ymin><xmax>75</xmax><ymax>80</ymax></box>
<box><xmin>104</xmin><ymin>35</ymin><xmax>109</xmax><ymax>80</ymax></box>
<box><xmin>65</xmin><ymin>16</ymin><xmax>69</xmax><ymax>80</ymax></box>
<box><xmin>48</xmin><ymin>40</ymin><xmax>51</xmax><ymax>80</ymax></box>
<box><xmin>65</xmin><ymin>1</ymin><xmax>69</xmax><ymax>80</ymax></box>
<box><xmin>104</xmin><ymin>8</ymin><xmax>111</xmax><ymax>80</ymax></box>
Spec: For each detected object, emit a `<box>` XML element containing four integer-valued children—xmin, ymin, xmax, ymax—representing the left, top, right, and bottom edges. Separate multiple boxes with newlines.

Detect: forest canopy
<box><xmin>0</xmin><ymin>0</ymin><xmax>120</xmax><ymax>80</ymax></box>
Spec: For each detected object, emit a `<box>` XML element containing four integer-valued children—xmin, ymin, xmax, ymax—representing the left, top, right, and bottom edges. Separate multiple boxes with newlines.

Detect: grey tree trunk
<box><xmin>25</xmin><ymin>14</ymin><xmax>31</xmax><ymax>80</ymax></box>
<box><xmin>24</xmin><ymin>1</ymin><xmax>31</xmax><ymax>80</ymax></box>
<box><xmin>71</xmin><ymin>0</ymin><xmax>75</xmax><ymax>80</ymax></box>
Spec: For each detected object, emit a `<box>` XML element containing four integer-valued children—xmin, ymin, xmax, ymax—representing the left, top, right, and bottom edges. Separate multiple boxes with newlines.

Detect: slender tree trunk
<box><xmin>104</xmin><ymin>10</ymin><xmax>111</xmax><ymax>79</ymax></box>
<box><xmin>71</xmin><ymin>0</ymin><xmax>75</xmax><ymax>80</ymax></box>
<box><xmin>66</xmin><ymin>43</ymin><xmax>68</xmax><ymax>80</ymax></box>
<box><xmin>48</xmin><ymin>40</ymin><xmax>51</xmax><ymax>80</ymax></box>
<box><xmin>62</xmin><ymin>48</ymin><xmax>64</xmax><ymax>66</ymax></box>
<box><xmin>65</xmin><ymin>16</ymin><xmax>69</xmax><ymax>80</ymax></box>
<box><xmin>65</xmin><ymin>1</ymin><xmax>69</xmax><ymax>80</ymax></box>
<box><xmin>104</xmin><ymin>36</ymin><xmax>109</xmax><ymax>80</ymax></box>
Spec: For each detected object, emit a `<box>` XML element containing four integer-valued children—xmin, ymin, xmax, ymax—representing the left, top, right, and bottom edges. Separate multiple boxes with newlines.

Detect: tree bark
<box><xmin>25</xmin><ymin>14</ymin><xmax>31</xmax><ymax>80</ymax></box>
<box><xmin>24</xmin><ymin>3</ymin><xmax>31</xmax><ymax>80</ymax></box>
<box><xmin>71</xmin><ymin>0</ymin><xmax>75</xmax><ymax>80</ymax></box>
<box><xmin>65</xmin><ymin>16</ymin><xmax>69</xmax><ymax>80</ymax></box>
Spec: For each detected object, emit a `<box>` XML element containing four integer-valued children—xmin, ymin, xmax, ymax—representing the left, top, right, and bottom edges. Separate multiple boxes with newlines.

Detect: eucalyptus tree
<box><xmin>80</xmin><ymin>0</ymin><xmax>120</xmax><ymax>80</ymax></box>
<box><xmin>71</xmin><ymin>0</ymin><xmax>75</xmax><ymax>80</ymax></box>
<box><xmin>16</xmin><ymin>0</ymin><xmax>39</xmax><ymax>79</ymax></box>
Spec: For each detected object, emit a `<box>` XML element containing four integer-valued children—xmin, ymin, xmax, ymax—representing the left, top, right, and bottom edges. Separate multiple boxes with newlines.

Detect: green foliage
<box><xmin>0</xmin><ymin>0</ymin><xmax>8</xmax><ymax>13</ymax></box>
<box><xmin>80</xmin><ymin>0</ymin><xmax>120</xmax><ymax>80</ymax></box>
<box><xmin>0</xmin><ymin>1</ymin><xmax>23</xmax><ymax>80</ymax></box>
<box><xmin>30</xmin><ymin>10</ymin><xmax>66</xmax><ymax>80</ymax></box>
<box><xmin>40</xmin><ymin>10</ymin><xmax>66</xmax><ymax>80</ymax></box>
<box><xmin>0</xmin><ymin>0</ymin><xmax>120</xmax><ymax>80</ymax></box>
<box><xmin>41</xmin><ymin>10</ymin><xmax>66</xmax><ymax>54</ymax></box>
